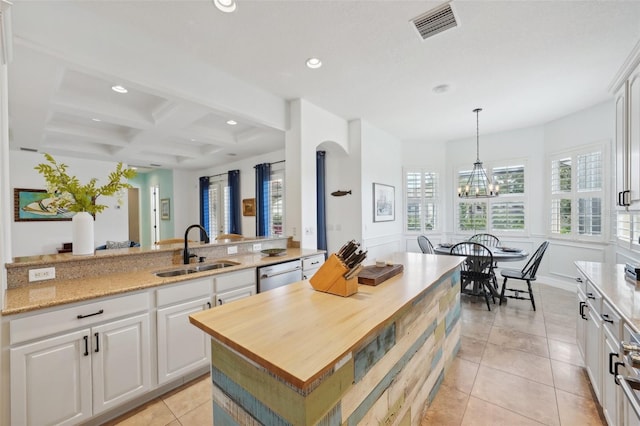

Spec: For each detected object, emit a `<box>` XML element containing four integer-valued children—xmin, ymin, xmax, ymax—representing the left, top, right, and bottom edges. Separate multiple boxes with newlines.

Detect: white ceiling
<box><xmin>7</xmin><ymin>1</ymin><xmax>640</xmax><ymax>170</ymax></box>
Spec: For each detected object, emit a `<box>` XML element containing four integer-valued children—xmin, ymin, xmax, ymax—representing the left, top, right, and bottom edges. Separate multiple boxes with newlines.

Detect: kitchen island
<box><xmin>190</xmin><ymin>252</ymin><xmax>463</xmax><ymax>425</ymax></box>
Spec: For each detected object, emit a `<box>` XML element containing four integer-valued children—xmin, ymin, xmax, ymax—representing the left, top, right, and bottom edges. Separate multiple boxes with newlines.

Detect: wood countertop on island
<box><xmin>189</xmin><ymin>252</ymin><xmax>463</xmax><ymax>391</ymax></box>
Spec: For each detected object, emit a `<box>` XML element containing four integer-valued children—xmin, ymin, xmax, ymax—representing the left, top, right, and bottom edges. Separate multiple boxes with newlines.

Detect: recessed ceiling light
<box><xmin>190</xmin><ymin>138</ymin><xmax>196</xmax><ymax>142</ymax></box>
<box><xmin>92</xmin><ymin>118</ymin><xmax>101</xmax><ymax>122</ymax></box>
<box><xmin>213</xmin><ymin>0</ymin><xmax>236</xmax><ymax>13</ymax></box>
<box><xmin>111</xmin><ymin>85</ymin><xmax>128</xmax><ymax>94</ymax></box>
<box><xmin>226</xmin><ymin>120</ymin><xmax>237</xmax><ymax>126</ymax></box>
<box><xmin>306</xmin><ymin>57</ymin><xmax>322</xmax><ymax>69</ymax></box>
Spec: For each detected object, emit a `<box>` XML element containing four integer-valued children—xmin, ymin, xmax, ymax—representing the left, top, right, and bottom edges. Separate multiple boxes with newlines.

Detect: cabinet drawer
<box><xmin>10</xmin><ymin>292</ymin><xmax>149</xmax><ymax>345</ymax></box>
<box><xmin>156</xmin><ymin>277</ymin><xmax>212</xmax><ymax>307</ymax></box>
<box><xmin>586</xmin><ymin>281</ymin><xmax>602</xmax><ymax>313</ymax></box>
<box><xmin>215</xmin><ymin>269</ymin><xmax>256</xmax><ymax>293</ymax></box>
<box><xmin>602</xmin><ymin>299</ymin><xmax>622</xmax><ymax>341</ymax></box>
<box><xmin>303</xmin><ymin>254</ymin><xmax>325</xmax><ymax>271</ymax></box>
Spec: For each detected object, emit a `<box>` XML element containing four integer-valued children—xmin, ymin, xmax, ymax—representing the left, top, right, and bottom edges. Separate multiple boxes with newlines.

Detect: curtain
<box><xmin>199</xmin><ymin>176</ymin><xmax>210</xmax><ymax>240</ymax></box>
<box><xmin>255</xmin><ymin>163</ymin><xmax>271</xmax><ymax>236</ymax></box>
<box><xmin>228</xmin><ymin>170</ymin><xmax>242</xmax><ymax>235</ymax></box>
<box><xmin>316</xmin><ymin>151</ymin><xmax>327</xmax><ymax>251</ymax></box>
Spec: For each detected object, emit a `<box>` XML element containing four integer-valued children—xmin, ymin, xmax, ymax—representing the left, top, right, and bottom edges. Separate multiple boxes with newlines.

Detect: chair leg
<box><xmin>499</xmin><ymin>277</ymin><xmax>508</xmax><ymax>305</ymax></box>
<box><xmin>483</xmin><ymin>282</ymin><xmax>492</xmax><ymax>311</ymax></box>
<box><xmin>527</xmin><ymin>280</ymin><xmax>536</xmax><ymax>311</ymax></box>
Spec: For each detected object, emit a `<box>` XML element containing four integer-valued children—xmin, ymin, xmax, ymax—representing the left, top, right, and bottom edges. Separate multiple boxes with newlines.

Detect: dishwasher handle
<box><xmin>260</xmin><ymin>266</ymin><xmax>302</xmax><ymax>279</ymax></box>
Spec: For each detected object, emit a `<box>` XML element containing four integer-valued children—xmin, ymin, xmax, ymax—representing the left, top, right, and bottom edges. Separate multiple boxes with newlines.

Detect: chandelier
<box><xmin>458</xmin><ymin>108</ymin><xmax>499</xmax><ymax>198</ymax></box>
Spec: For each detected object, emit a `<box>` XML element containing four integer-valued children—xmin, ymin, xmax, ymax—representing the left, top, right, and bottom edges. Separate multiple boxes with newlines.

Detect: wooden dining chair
<box><xmin>468</xmin><ymin>233</ymin><xmax>500</xmax><ymax>247</ymax></box>
<box><xmin>499</xmin><ymin>241</ymin><xmax>549</xmax><ymax>311</ymax></box>
<box><xmin>450</xmin><ymin>242</ymin><xmax>495</xmax><ymax>311</ymax></box>
<box><xmin>417</xmin><ymin>235</ymin><xmax>435</xmax><ymax>254</ymax></box>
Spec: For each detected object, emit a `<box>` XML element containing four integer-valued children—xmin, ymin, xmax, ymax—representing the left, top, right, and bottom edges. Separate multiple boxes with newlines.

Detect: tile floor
<box><xmin>107</xmin><ymin>283</ymin><xmax>604</xmax><ymax>426</ymax></box>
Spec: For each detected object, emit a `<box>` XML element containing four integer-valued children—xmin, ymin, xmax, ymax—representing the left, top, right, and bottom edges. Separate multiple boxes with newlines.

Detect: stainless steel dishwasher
<box><xmin>257</xmin><ymin>259</ymin><xmax>303</xmax><ymax>292</ymax></box>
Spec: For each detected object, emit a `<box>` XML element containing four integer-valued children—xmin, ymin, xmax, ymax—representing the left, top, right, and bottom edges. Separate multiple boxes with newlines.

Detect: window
<box><xmin>207</xmin><ymin>177</ymin><xmax>230</xmax><ymax>238</ymax></box>
<box><xmin>404</xmin><ymin>169</ymin><xmax>439</xmax><ymax>232</ymax></box>
<box><xmin>549</xmin><ymin>145</ymin><xmax>605</xmax><ymax>241</ymax></box>
<box><xmin>455</xmin><ymin>162</ymin><xmax>526</xmax><ymax>233</ymax></box>
<box><xmin>269</xmin><ymin>168</ymin><xmax>285</xmax><ymax>236</ymax></box>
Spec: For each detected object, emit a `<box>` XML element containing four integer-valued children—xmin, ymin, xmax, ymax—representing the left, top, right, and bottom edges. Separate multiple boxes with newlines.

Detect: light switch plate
<box><xmin>227</xmin><ymin>246</ymin><xmax>238</xmax><ymax>255</ymax></box>
<box><xmin>28</xmin><ymin>267</ymin><xmax>56</xmax><ymax>282</ymax></box>
<box><xmin>253</xmin><ymin>243</ymin><xmax>262</xmax><ymax>251</ymax></box>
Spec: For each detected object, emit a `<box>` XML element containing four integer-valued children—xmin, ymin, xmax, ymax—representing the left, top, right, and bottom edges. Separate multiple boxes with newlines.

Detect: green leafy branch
<box><xmin>34</xmin><ymin>153</ymin><xmax>137</xmax><ymax>215</ymax></box>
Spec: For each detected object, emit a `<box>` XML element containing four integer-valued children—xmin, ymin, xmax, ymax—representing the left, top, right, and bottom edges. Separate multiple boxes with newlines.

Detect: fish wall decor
<box><xmin>331</xmin><ymin>190</ymin><xmax>352</xmax><ymax>197</ymax></box>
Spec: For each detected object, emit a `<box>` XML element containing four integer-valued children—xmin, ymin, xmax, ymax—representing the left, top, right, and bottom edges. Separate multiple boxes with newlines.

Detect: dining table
<box><xmin>432</xmin><ymin>243</ymin><xmax>529</xmax><ymax>300</ymax></box>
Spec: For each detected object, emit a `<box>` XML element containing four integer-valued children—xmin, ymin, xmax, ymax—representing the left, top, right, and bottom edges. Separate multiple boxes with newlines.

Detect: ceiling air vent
<box><xmin>411</xmin><ymin>2</ymin><xmax>458</xmax><ymax>41</ymax></box>
<box><xmin>20</xmin><ymin>147</ymin><xmax>38</xmax><ymax>153</ymax></box>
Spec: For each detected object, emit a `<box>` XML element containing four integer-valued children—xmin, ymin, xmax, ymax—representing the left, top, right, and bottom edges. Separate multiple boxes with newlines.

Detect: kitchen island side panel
<box><xmin>207</xmin><ymin>269</ymin><xmax>460</xmax><ymax>425</ymax></box>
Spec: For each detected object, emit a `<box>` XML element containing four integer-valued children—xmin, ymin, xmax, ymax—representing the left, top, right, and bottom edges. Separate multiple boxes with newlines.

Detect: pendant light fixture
<box><xmin>458</xmin><ymin>108</ymin><xmax>499</xmax><ymax>198</ymax></box>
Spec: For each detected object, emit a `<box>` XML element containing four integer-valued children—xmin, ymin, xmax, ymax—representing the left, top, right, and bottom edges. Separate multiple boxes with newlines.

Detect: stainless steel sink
<box><xmin>154</xmin><ymin>261</ymin><xmax>240</xmax><ymax>277</ymax></box>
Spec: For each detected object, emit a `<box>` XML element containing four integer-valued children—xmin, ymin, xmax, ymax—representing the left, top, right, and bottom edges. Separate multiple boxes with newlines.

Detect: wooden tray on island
<box><xmin>358</xmin><ymin>264</ymin><xmax>404</xmax><ymax>286</ymax></box>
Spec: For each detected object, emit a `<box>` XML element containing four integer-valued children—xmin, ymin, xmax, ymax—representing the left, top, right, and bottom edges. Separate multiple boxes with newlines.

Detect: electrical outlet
<box><xmin>253</xmin><ymin>243</ymin><xmax>262</xmax><ymax>251</ymax></box>
<box><xmin>28</xmin><ymin>267</ymin><xmax>56</xmax><ymax>282</ymax></box>
<box><xmin>227</xmin><ymin>245</ymin><xmax>238</xmax><ymax>255</ymax></box>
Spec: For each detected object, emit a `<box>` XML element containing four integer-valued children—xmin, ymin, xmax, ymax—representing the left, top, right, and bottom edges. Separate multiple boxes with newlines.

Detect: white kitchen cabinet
<box><xmin>603</xmin><ymin>328</ymin><xmax>621</xmax><ymax>426</ymax></box>
<box><xmin>10</xmin><ymin>329</ymin><xmax>92</xmax><ymax>426</ymax></box>
<box><xmin>577</xmin><ymin>279</ymin><xmax>587</xmax><ymax>362</ymax></box>
<box><xmin>9</xmin><ymin>292</ymin><xmax>151</xmax><ymax>425</ymax></box>
<box><xmin>615</xmin><ymin>63</ymin><xmax>640</xmax><ymax>208</ymax></box>
<box><xmin>585</xmin><ymin>282</ymin><xmax>603</xmax><ymax>403</ymax></box>
<box><xmin>156</xmin><ymin>277</ymin><xmax>213</xmax><ymax>384</ymax></box>
<box><xmin>91</xmin><ymin>313</ymin><xmax>151</xmax><ymax>414</ymax></box>
<box><xmin>214</xmin><ymin>268</ymin><xmax>256</xmax><ymax>306</ymax></box>
<box><xmin>302</xmin><ymin>254</ymin><xmax>325</xmax><ymax>280</ymax></box>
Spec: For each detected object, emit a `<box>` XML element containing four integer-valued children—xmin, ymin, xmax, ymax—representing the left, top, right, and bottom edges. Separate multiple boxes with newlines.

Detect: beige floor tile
<box><xmin>550</xmin><ymin>359</ymin><xmax>594</xmax><ymax>400</ymax></box>
<box><xmin>178</xmin><ymin>401</ymin><xmax>213</xmax><ymax>426</ymax></box>
<box><xmin>461</xmin><ymin>306</ymin><xmax>496</xmax><ymax>324</ymax></box>
<box><xmin>548</xmin><ymin>338</ymin><xmax>584</xmax><ymax>366</ymax></box>
<box><xmin>166</xmin><ymin>421</ymin><xmax>180</xmax><ymax>426</ymax></box>
<box><xmin>488</xmin><ymin>325</ymin><xmax>549</xmax><ymax>358</ymax></box>
<box><xmin>545</xmin><ymin>322</ymin><xmax>577</xmax><ymax>344</ymax></box>
<box><xmin>443</xmin><ymin>357</ymin><xmax>480</xmax><ymax>394</ymax></box>
<box><xmin>556</xmin><ymin>389</ymin><xmax>606</xmax><ymax>426</ymax></box>
<box><xmin>481</xmin><ymin>343</ymin><xmax>553</xmax><ymax>386</ymax></box>
<box><xmin>108</xmin><ymin>399</ymin><xmax>176</xmax><ymax>426</ymax></box>
<box><xmin>163</xmin><ymin>376</ymin><xmax>212</xmax><ymax>418</ymax></box>
<box><xmin>543</xmin><ymin>311</ymin><xmax>577</xmax><ymax>328</ymax></box>
<box><xmin>471</xmin><ymin>365</ymin><xmax>559</xmax><ymax>426</ymax></box>
<box><xmin>460</xmin><ymin>396</ymin><xmax>545</xmax><ymax>426</ymax></box>
<box><xmin>422</xmin><ymin>384</ymin><xmax>469</xmax><ymax>426</ymax></box>
<box><xmin>493</xmin><ymin>305</ymin><xmax>545</xmax><ymax>323</ymax></box>
<box><xmin>461</xmin><ymin>319</ymin><xmax>492</xmax><ymax>341</ymax></box>
<box><xmin>458</xmin><ymin>335</ymin><xmax>487</xmax><ymax>364</ymax></box>
<box><xmin>492</xmin><ymin>313</ymin><xmax>548</xmax><ymax>337</ymax></box>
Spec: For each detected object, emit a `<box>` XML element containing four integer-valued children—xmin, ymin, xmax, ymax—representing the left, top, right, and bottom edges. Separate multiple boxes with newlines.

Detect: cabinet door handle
<box><xmin>83</xmin><ymin>335</ymin><xmax>89</xmax><ymax>356</ymax></box>
<box><xmin>587</xmin><ymin>292</ymin><xmax>596</xmax><ymax>300</ymax></box>
<box><xmin>579</xmin><ymin>301</ymin><xmax>587</xmax><ymax>320</ymax></box>
<box><xmin>602</xmin><ymin>313</ymin><xmax>614</xmax><ymax>324</ymax></box>
<box><xmin>206</xmin><ymin>301</ymin><xmax>212</xmax><ymax>309</ymax></box>
<box><xmin>77</xmin><ymin>309</ymin><xmax>104</xmax><ymax>319</ymax></box>
<box><xmin>575</xmin><ymin>277</ymin><xmax>583</xmax><ymax>283</ymax></box>
<box><xmin>94</xmin><ymin>332</ymin><xmax>99</xmax><ymax>353</ymax></box>
<box><xmin>615</xmin><ymin>361</ymin><xmax>625</xmax><ymax>385</ymax></box>
<box><xmin>610</xmin><ymin>352</ymin><xmax>619</xmax><ymax>375</ymax></box>
<box><xmin>218</xmin><ymin>299</ymin><xmax>223</xmax><ymax>305</ymax></box>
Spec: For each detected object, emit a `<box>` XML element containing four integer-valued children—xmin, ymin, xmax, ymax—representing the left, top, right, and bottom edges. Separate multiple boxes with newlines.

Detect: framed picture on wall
<box><xmin>243</xmin><ymin>198</ymin><xmax>256</xmax><ymax>216</ymax></box>
<box><xmin>13</xmin><ymin>188</ymin><xmax>73</xmax><ymax>221</ymax></box>
<box><xmin>373</xmin><ymin>183</ymin><xmax>395</xmax><ymax>222</ymax></box>
<box><xmin>160</xmin><ymin>198</ymin><xmax>170</xmax><ymax>220</ymax></box>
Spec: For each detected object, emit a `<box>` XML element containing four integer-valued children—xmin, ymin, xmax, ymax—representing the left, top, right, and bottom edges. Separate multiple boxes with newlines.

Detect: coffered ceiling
<box><xmin>7</xmin><ymin>1</ymin><xmax>640</xmax><ymax>170</ymax></box>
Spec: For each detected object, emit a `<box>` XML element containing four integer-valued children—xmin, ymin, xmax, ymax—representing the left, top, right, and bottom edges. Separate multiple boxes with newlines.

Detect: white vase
<box><xmin>72</xmin><ymin>211</ymin><xmax>94</xmax><ymax>255</ymax></box>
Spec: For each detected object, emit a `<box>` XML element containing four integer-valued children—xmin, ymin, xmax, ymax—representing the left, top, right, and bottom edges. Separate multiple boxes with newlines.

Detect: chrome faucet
<box><xmin>184</xmin><ymin>224</ymin><xmax>210</xmax><ymax>264</ymax></box>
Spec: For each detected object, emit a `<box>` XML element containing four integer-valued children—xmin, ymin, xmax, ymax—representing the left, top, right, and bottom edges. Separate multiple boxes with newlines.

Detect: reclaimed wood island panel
<box><xmin>189</xmin><ymin>252</ymin><xmax>463</xmax><ymax>425</ymax></box>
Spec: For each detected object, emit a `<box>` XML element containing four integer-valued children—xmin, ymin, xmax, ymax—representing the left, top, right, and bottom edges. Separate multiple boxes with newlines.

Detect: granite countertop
<box><xmin>3</xmin><ymin>248</ymin><xmax>323</xmax><ymax>316</ymax></box>
<box><xmin>575</xmin><ymin>261</ymin><xmax>640</xmax><ymax>332</ymax></box>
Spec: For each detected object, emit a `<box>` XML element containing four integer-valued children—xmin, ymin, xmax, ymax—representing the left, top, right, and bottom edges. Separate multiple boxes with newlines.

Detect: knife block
<box><xmin>309</xmin><ymin>253</ymin><xmax>359</xmax><ymax>297</ymax></box>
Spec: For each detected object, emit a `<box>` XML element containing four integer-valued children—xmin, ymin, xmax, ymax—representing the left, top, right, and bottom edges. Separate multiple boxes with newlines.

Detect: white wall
<box><xmin>359</xmin><ymin>120</ymin><xmax>403</xmax><ymax>260</ymax></box>
<box><xmin>9</xmin><ymin>151</ymin><xmax>129</xmax><ymax>257</ymax></box>
<box><xmin>172</xmin><ymin>168</ymin><xmax>199</xmax><ymax>238</ymax></box>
